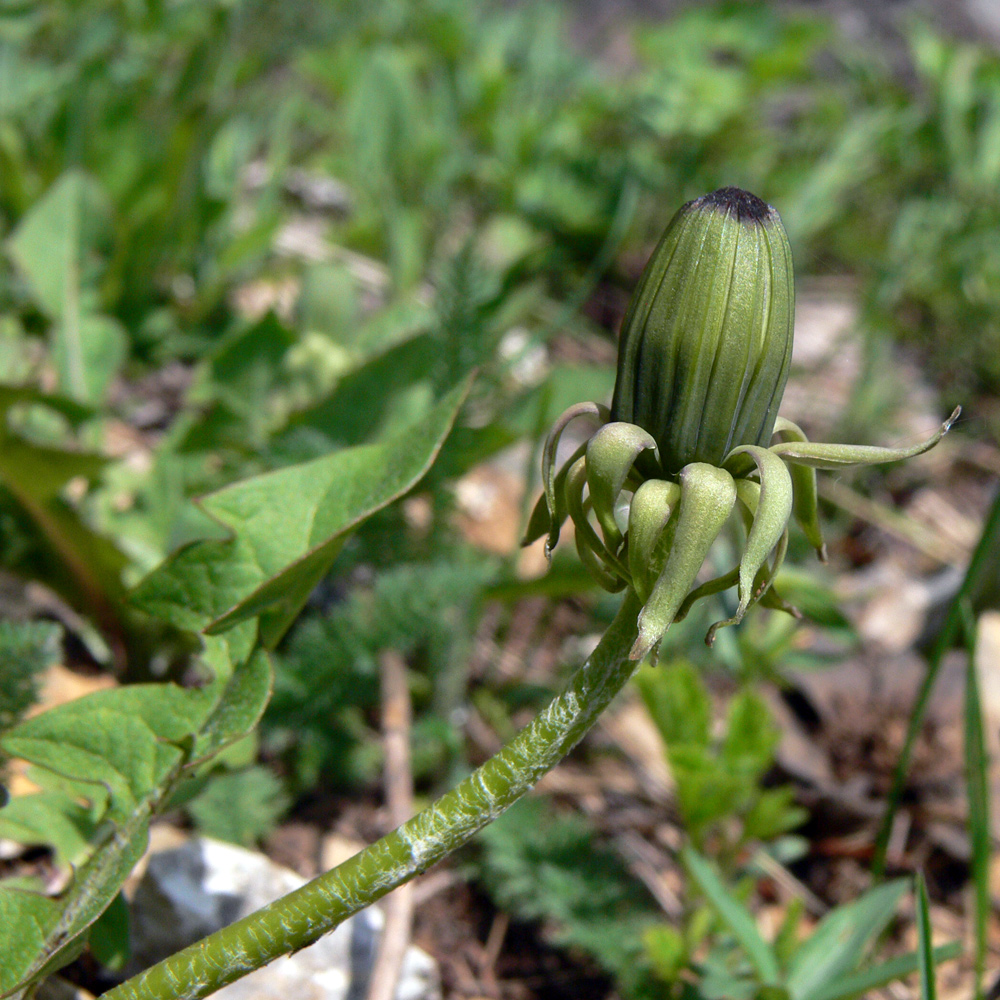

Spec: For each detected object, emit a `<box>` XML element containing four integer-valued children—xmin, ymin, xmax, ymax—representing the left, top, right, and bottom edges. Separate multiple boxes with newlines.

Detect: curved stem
<box><xmin>103</xmin><ymin>591</ymin><xmax>643</xmax><ymax>1000</ymax></box>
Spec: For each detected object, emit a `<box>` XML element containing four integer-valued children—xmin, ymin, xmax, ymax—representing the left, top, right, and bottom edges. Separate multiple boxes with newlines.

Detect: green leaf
<box><xmin>0</xmin><ymin>891</ymin><xmax>65</xmax><ymax>997</ymax></box>
<box><xmin>669</xmin><ymin>744</ymin><xmax>752</xmax><ymax>837</ymax></box>
<box><xmin>635</xmin><ymin>659</ymin><xmax>711</xmax><ymax>748</ymax></box>
<box><xmin>5</xmin><ymin>170</ymin><xmax>124</xmax><ymax>403</ymax></box>
<box><xmin>0</xmin><ymin>386</ymin><xmax>94</xmax><ymax>427</ymax></box>
<box><xmin>177</xmin><ymin>313</ymin><xmax>299</xmax><ymax>453</ymax></box>
<box><xmin>0</xmin><ymin>428</ymin><xmax>128</xmax><ymax>625</ymax></box>
<box><xmin>786</xmin><ymin>879</ymin><xmax>909</xmax><ymax>1000</ymax></box>
<box><xmin>643</xmin><ymin>923</ymin><xmax>688</xmax><ymax>982</ymax></box>
<box><xmin>742</xmin><ymin>787</ymin><xmax>807</xmax><ymax>842</ymax></box>
<box><xmin>683</xmin><ymin>846</ymin><xmax>781</xmax><ymax>986</ymax></box>
<box><xmin>3</xmin><ymin>694</ymin><xmax>207</xmax><ymax>824</ymax></box>
<box><xmin>133</xmin><ymin>378</ymin><xmax>472</xmax><ymax>647</ymax></box>
<box><xmin>634</xmin><ymin>664</ymin><xmax>781</xmax><ymax>839</ymax></box>
<box><xmin>194</xmin><ymin>644</ymin><xmax>273</xmax><ymax>760</ymax></box>
<box><xmin>88</xmin><ymin>891</ymin><xmax>130</xmax><ymax>971</ymax></box>
<box><xmin>0</xmin><ymin>791</ymin><xmax>96</xmax><ymax>871</ymax></box>
<box><xmin>5</xmin><ymin>171</ymin><xmax>110</xmax><ymax>321</ymax></box>
<box><xmin>0</xmin><ymin>345</ymin><xmax>126</xmax><ymax>629</ymax></box>
<box><xmin>806</xmin><ymin>942</ymin><xmax>961</xmax><ymax>1000</ymax></box>
<box><xmin>0</xmin><ymin>620</ymin><xmax>60</xmax><ymax>732</ymax></box>
<box><xmin>721</xmin><ymin>690</ymin><xmax>779</xmax><ymax>781</ymax></box>
<box><xmin>774</xmin><ymin>897</ymin><xmax>806</xmax><ymax>970</ymax></box>
<box><xmin>51</xmin><ymin>313</ymin><xmax>127</xmax><ymax>407</ymax></box>
<box><xmin>281</xmin><ymin>332</ymin><xmax>438</xmax><ymax>450</ymax></box>
<box><xmin>477</xmin><ymin>797</ymin><xmax>659</xmax><ymax>984</ymax></box>
<box><xmin>128</xmin><ymin>534</ymin><xmax>264</xmax><ymax>636</ymax></box>
<box><xmin>0</xmin><ymin>647</ymin><xmax>272</xmax><ymax>997</ymax></box>
<box><xmin>0</xmin><ymin>432</ymin><xmax>108</xmax><ymax>501</ymax></box>
<box><xmin>186</xmin><ymin>765</ymin><xmax>290</xmax><ymax>847</ymax></box>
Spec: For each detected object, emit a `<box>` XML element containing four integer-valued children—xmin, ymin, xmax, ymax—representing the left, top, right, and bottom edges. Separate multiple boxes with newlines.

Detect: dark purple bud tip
<box><xmin>693</xmin><ymin>187</ymin><xmax>775</xmax><ymax>225</ymax></box>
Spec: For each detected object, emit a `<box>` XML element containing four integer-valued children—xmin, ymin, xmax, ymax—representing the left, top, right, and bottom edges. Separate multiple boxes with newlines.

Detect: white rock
<box><xmin>126</xmin><ymin>836</ymin><xmax>439</xmax><ymax>1000</ymax></box>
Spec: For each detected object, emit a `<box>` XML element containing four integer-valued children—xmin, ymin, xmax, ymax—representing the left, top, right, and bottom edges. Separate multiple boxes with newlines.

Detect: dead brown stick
<box><xmin>366</xmin><ymin>650</ymin><xmax>416</xmax><ymax>1000</ymax></box>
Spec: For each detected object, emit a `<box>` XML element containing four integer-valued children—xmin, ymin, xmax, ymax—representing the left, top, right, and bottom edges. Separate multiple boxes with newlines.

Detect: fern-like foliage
<box><xmin>266</xmin><ymin>557</ymin><xmax>497</xmax><ymax>789</ymax></box>
<box><xmin>476</xmin><ymin>797</ymin><xmax>662</xmax><ymax>998</ymax></box>
<box><xmin>186</xmin><ymin>765</ymin><xmax>292</xmax><ymax>847</ymax></box>
<box><xmin>0</xmin><ymin>620</ymin><xmax>60</xmax><ymax>735</ymax></box>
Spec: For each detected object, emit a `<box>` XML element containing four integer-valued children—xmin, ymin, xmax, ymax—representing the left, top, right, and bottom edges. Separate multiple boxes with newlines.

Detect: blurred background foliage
<box><xmin>1</xmin><ymin>0</ymin><xmax>998</xmax><ymax>995</ymax></box>
<box><xmin>1</xmin><ymin>0</ymin><xmax>994</xmax><ymax>621</ymax></box>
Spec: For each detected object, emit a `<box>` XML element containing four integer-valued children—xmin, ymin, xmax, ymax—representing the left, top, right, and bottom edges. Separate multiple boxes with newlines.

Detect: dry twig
<box><xmin>366</xmin><ymin>650</ymin><xmax>416</xmax><ymax>1000</ymax></box>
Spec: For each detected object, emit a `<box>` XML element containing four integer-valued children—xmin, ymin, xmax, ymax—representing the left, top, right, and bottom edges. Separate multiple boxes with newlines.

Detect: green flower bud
<box><xmin>528</xmin><ymin>184</ymin><xmax>956</xmax><ymax>652</ymax></box>
<box><xmin>611</xmin><ymin>187</ymin><xmax>794</xmax><ymax>476</ymax></box>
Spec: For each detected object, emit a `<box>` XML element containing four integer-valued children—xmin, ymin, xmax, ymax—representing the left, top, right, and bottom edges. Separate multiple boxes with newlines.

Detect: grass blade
<box><xmin>683</xmin><ymin>846</ymin><xmax>781</xmax><ymax>986</ymax></box>
<box><xmin>916</xmin><ymin>873</ymin><xmax>937</xmax><ymax>1000</ymax></box>
<box><xmin>874</xmin><ymin>489</ymin><xmax>1000</xmax><ymax>877</ymax></box>
<box><xmin>807</xmin><ymin>942</ymin><xmax>961</xmax><ymax>1000</ymax></box>
<box><xmin>787</xmin><ymin>879</ymin><xmax>909</xmax><ymax>1000</ymax></box>
<box><xmin>961</xmin><ymin>601</ymin><xmax>989</xmax><ymax>1000</ymax></box>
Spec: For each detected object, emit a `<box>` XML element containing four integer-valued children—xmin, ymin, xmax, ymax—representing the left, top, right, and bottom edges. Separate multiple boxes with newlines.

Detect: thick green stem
<box><xmin>103</xmin><ymin>591</ymin><xmax>642</xmax><ymax>1000</ymax></box>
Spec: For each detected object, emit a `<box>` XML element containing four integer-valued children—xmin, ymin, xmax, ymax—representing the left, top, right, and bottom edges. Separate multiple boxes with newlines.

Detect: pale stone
<box><xmin>126</xmin><ymin>836</ymin><xmax>439</xmax><ymax>1000</ymax></box>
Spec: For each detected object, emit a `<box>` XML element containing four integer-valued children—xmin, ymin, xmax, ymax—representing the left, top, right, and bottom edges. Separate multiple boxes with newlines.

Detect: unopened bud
<box><xmin>611</xmin><ymin>187</ymin><xmax>794</xmax><ymax>475</ymax></box>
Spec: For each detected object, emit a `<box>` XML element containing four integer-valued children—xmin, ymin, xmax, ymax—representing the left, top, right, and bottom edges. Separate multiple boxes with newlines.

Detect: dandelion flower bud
<box><xmin>611</xmin><ymin>187</ymin><xmax>794</xmax><ymax>475</ymax></box>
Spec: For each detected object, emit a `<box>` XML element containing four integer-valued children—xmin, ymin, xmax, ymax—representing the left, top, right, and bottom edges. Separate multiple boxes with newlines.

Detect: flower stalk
<box><xmin>101</xmin><ymin>592</ymin><xmax>643</xmax><ymax>1000</ymax></box>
